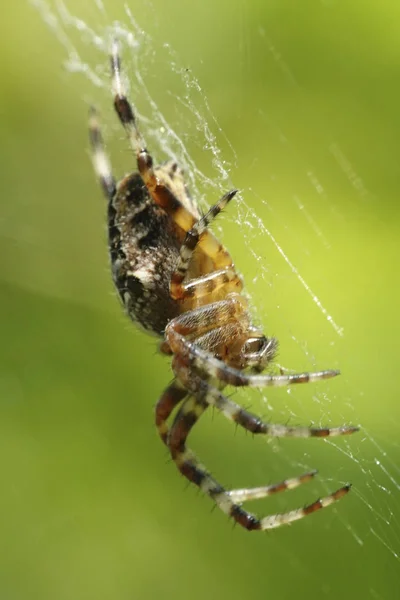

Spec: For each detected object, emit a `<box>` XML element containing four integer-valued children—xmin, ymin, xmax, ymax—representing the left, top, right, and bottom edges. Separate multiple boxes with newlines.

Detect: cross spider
<box><xmin>89</xmin><ymin>41</ymin><xmax>358</xmax><ymax>531</ymax></box>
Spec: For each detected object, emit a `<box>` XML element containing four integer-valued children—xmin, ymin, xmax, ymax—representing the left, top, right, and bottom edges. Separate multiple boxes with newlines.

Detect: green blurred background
<box><xmin>0</xmin><ymin>1</ymin><xmax>399</xmax><ymax>598</ymax></box>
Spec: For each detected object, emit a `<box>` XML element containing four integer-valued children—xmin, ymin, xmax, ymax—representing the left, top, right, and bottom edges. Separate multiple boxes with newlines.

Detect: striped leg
<box><xmin>110</xmin><ymin>40</ymin><xmax>158</xmax><ymax>192</ymax></box>
<box><xmin>168</xmin><ymin>395</ymin><xmax>261</xmax><ymax>530</ymax></box>
<box><xmin>174</xmin><ymin>372</ymin><xmax>358</xmax><ymax>438</ymax></box>
<box><xmin>167</xmin><ymin>295</ymin><xmax>249</xmax><ymax>337</ymax></box>
<box><xmin>169</xmin><ymin>395</ymin><xmax>352</xmax><ymax>531</ymax></box>
<box><xmin>109</xmin><ymin>41</ymin><xmax>235</xmax><ymax>267</ymax></box>
<box><xmin>166</xmin><ymin>301</ymin><xmax>278</xmax><ymax>370</ymax></box>
<box><xmin>228</xmin><ymin>470</ymin><xmax>317</xmax><ymax>503</ymax></box>
<box><xmin>170</xmin><ymin>190</ymin><xmax>238</xmax><ymax>299</ymax></box>
<box><xmin>166</xmin><ymin>298</ymin><xmax>275</xmax><ymax>368</ymax></box>
<box><xmin>166</xmin><ymin>315</ymin><xmax>342</xmax><ymax>388</ymax></box>
<box><xmin>88</xmin><ymin>107</ymin><xmax>116</xmax><ymax>200</ymax></box>
<box><xmin>155</xmin><ymin>381</ymin><xmax>187</xmax><ymax>446</ymax></box>
<box><xmin>171</xmin><ymin>267</ymin><xmax>244</xmax><ymax>302</ymax></box>
<box><xmin>258</xmin><ymin>485</ymin><xmax>351</xmax><ymax>529</ymax></box>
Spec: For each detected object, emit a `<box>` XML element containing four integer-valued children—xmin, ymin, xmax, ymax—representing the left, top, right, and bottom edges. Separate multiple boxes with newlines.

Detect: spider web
<box><xmin>14</xmin><ymin>0</ymin><xmax>400</xmax><ymax>597</ymax></box>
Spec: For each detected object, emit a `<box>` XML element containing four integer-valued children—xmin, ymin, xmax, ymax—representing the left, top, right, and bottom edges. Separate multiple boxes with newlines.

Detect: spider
<box><xmin>89</xmin><ymin>41</ymin><xmax>358</xmax><ymax>531</ymax></box>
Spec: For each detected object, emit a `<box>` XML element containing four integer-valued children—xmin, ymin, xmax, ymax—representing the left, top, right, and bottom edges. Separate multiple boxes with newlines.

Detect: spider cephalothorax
<box><xmin>89</xmin><ymin>41</ymin><xmax>358</xmax><ymax>531</ymax></box>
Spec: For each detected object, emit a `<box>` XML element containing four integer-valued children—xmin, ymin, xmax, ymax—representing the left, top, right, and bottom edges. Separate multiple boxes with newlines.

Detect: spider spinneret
<box><xmin>89</xmin><ymin>40</ymin><xmax>358</xmax><ymax>531</ymax></box>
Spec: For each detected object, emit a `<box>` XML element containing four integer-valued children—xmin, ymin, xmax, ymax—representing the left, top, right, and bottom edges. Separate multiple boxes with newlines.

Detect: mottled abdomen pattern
<box><xmin>108</xmin><ymin>172</ymin><xmax>181</xmax><ymax>334</ymax></box>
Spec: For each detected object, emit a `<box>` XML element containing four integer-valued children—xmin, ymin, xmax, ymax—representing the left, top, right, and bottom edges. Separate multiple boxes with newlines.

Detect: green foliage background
<box><xmin>0</xmin><ymin>1</ymin><xmax>399</xmax><ymax>599</ymax></box>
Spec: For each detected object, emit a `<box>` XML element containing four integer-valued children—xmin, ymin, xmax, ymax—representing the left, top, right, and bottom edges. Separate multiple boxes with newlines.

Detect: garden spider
<box><xmin>89</xmin><ymin>41</ymin><xmax>358</xmax><ymax>531</ymax></box>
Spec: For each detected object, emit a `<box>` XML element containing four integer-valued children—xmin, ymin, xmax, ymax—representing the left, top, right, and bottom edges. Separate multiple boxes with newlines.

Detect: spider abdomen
<box><xmin>108</xmin><ymin>172</ymin><xmax>181</xmax><ymax>334</ymax></box>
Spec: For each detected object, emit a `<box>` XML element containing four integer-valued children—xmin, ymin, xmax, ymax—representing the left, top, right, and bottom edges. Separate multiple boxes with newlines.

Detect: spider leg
<box><xmin>159</xmin><ymin>296</ymin><xmax>249</xmax><ymax>358</ymax></box>
<box><xmin>88</xmin><ymin>107</ymin><xmax>116</xmax><ymax>201</ymax></box>
<box><xmin>228</xmin><ymin>470</ymin><xmax>318</xmax><ymax>503</ymax></box>
<box><xmin>170</xmin><ymin>190</ymin><xmax>238</xmax><ymax>299</ymax></box>
<box><xmin>174</xmin><ymin>370</ymin><xmax>358</xmax><ymax>438</ymax></box>
<box><xmin>259</xmin><ymin>486</ymin><xmax>351</xmax><ymax>529</ymax></box>
<box><xmin>110</xmin><ymin>40</ymin><xmax>158</xmax><ymax>192</ymax></box>
<box><xmin>166</xmin><ymin>296</ymin><xmax>278</xmax><ymax>373</ymax></box>
<box><xmin>171</xmin><ymin>267</ymin><xmax>243</xmax><ymax>303</ymax></box>
<box><xmin>167</xmin><ymin>295</ymin><xmax>249</xmax><ymax>337</ymax></box>
<box><xmin>168</xmin><ymin>394</ymin><xmax>260</xmax><ymax>530</ymax></box>
<box><xmin>155</xmin><ymin>380</ymin><xmax>187</xmax><ymax>446</ymax></box>
<box><xmin>110</xmin><ymin>41</ymin><xmax>235</xmax><ymax>265</ymax></box>
<box><xmin>166</xmin><ymin>305</ymin><xmax>342</xmax><ymax>387</ymax></box>
<box><xmin>169</xmin><ymin>395</ymin><xmax>352</xmax><ymax>531</ymax></box>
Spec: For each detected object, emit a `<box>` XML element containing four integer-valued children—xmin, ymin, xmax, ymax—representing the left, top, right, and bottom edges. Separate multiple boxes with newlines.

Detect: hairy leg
<box><xmin>168</xmin><ymin>394</ymin><xmax>352</xmax><ymax>531</ymax></box>
<box><xmin>110</xmin><ymin>41</ymin><xmax>235</xmax><ymax>266</ymax></box>
<box><xmin>88</xmin><ymin>107</ymin><xmax>116</xmax><ymax>200</ymax></box>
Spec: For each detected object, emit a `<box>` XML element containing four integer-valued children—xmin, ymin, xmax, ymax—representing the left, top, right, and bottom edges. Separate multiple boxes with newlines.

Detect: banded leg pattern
<box><xmin>88</xmin><ymin>107</ymin><xmax>116</xmax><ymax>200</ymax></box>
<box><xmin>187</xmin><ymin>377</ymin><xmax>359</xmax><ymax>438</ymax></box>
<box><xmin>166</xmin><ymin>320</ymin><xmax>342</xmax><ymax>388</ymax></box>
<box><xmin>170</xmin><ymin>189</ymin><xmax>237</xmax><ymax>297</ymax></box>
<box><xmin>167</xmin><ymin>394</ymin><xmax>353</xmax><ymax>531</ymax></box>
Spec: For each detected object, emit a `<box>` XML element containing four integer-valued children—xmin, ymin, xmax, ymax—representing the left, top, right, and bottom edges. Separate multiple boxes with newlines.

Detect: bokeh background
<box><xmin>1</xmin><ymin>1</ymin><xmax>399</xmax><ymax>599</ymax></box>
